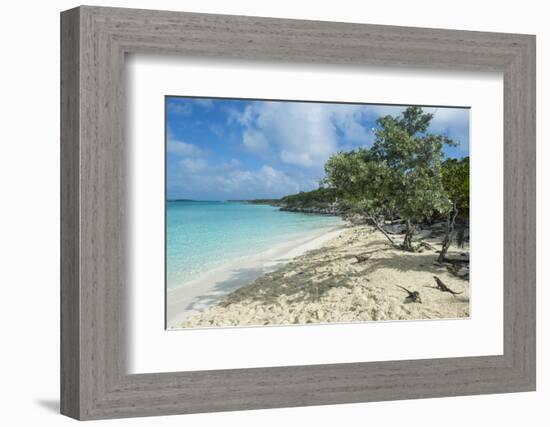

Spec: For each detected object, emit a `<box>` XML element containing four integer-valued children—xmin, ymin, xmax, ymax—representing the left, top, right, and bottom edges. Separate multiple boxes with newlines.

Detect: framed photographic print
<box><xmin>164</xmin><ymin>96</ymin><xmax>471</xmax><ymax>330</ymax></box>
<box><xmin>61</xmin><ymin>5</ymin><xmax>536</xmax><ymax>420</ymax></box>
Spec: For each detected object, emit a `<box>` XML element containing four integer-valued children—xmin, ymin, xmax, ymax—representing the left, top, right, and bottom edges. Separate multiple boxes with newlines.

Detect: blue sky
<box><xmin>166</xmin><ymin>97</ymin><xmax>470</xmax><ymax>201</ymax></box>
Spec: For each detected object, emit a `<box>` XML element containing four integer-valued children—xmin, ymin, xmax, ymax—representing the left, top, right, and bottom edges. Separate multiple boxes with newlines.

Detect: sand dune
<box><xmin>182</xmin><ymin>225</ymin><xmax>470</xmax><ymax>328</ymax></box>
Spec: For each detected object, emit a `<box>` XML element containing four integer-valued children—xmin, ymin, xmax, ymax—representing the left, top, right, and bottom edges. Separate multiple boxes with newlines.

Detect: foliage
<box><xmin>244</xmin><ymin>198</ymin><xmax>281</xmax><ymax>205</ymax></box>
<box><xmin>441</xmin><ymin>156</ymin><xmax>469</xmax><ymax>221</ymax></box>
<box><xmin>324</xmin><ymin>107</ymin><xmax>457</xmax><ymax>250</ymax></box>
<box><xmin>324</xmin><ymin>149</ymin><xmax>388</xmax><ymax>215</ymax></box>
<box><xmin>279</xmin><ymin>187</ymin><xmax>340</xmax><ymax>208</ymax></box>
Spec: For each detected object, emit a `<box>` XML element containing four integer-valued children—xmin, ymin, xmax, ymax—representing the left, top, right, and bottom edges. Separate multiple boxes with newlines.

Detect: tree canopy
<box><xmin>324</xmin><ymin>106</ymin><xmax>458</xmax><ymax>250</ymax></box>
<box><xmin>441</xmin><ymin>156</ymin><xmax>469</xmax><ymax>221</ymax></box>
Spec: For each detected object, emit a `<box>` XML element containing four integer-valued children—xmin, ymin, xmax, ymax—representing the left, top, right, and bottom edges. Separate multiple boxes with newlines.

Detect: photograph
<box><xmin>165</xmin><ymin>97</ymin><xmax>471</xmax><ymax>329</ymax></box>
<box><xmin>52</xmin><ymin>4</ymin><xmax>537</xmax><ymax>421</ymax></box>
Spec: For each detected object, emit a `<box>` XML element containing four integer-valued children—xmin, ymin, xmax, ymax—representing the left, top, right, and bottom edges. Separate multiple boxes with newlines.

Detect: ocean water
<box><xmin>166</xmin><ymin>201</ymin><xmax>344</xmax><ymax>290</ymax></box>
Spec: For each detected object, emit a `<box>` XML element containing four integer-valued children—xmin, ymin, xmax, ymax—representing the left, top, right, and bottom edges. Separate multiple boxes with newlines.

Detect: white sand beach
<box><xmin>169</xmin><ymin>223</ymin><xmax>469</xmax><ymax>329</ymax></box>
<box><xmin>166</xmin><ymin>226</ymin><xmax>346</xmax><ymax>329</ymax></box>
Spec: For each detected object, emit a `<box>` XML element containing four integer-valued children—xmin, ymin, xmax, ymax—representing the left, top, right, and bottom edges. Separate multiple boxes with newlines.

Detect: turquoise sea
<box><xmin>166</xmin><ymin>201</ymin><xmax>344</xmax><ymax>290</ymax></box>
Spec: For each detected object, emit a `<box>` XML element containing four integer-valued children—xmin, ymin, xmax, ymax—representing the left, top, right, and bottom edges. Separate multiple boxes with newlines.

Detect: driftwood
<box><xmin>418</xmin><ymin>241</ymin><xmax>436</xmax><ymax>251</ymax></box>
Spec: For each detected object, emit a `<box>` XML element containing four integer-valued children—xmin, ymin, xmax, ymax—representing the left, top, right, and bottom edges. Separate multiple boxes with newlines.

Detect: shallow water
<box><xmin>166</xmin><ymin>201</ymin><xmax>343</xmax><ymax>290</ymax></box>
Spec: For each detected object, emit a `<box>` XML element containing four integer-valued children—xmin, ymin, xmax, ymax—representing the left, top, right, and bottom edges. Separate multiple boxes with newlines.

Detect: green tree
<box><xmin>325</xmin><ymin>107</ymin><xmax>456</xmax><ymax>251</ymax></box>
<box><xmin>439</xmin><ymin>156</ymin><xmax>469</xmax><ymax>259</ymax></box>
<box><xmin>324</xmin><ymin>149</ymin><xmax>399</xmax><ymax>245</ymax></box>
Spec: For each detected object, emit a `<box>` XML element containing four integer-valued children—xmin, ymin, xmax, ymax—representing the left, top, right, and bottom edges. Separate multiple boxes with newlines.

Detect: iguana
<box><xmin>395</xmin><ymin>285</ymin><xmax>422</xmax><ymax>303</ymax></box>
<box><xmin>433</xmin><ymin>276</ymin><xmax>463</xmax><ymax>297</ymax></box>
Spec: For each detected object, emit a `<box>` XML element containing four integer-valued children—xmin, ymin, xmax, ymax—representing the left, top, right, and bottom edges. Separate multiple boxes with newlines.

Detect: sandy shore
<box><xmin>180</xmin><ymin>224</ymin><xmax>470</xmax><ymax>329</ymax></box>
<box><xmin>167</xmin><ymin>226</ymin><xmax>346</xmax><ymax>329</ymax></box>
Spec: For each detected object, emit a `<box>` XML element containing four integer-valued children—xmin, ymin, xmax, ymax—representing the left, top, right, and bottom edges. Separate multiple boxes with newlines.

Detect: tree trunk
<box><xmin>438</xmin><ymin>203</ymin><xmax>458</xmax><ymax>262</ymax></box>
<box><xmin>401</xmin><ymin>219</ymin><xmax>415</xmax><ymax>251</ymax></box>
<box><xmin>367</xmin><ymin>214</ymin><xmax>398</xmax><ymax>248</ymax></box>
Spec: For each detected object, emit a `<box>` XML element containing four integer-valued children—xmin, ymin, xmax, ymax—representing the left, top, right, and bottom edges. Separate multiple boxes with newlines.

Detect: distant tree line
<box><xmin>279</xmin><ymin>187</ymin><xmax>340</xmax><ymax>208</ymax></box>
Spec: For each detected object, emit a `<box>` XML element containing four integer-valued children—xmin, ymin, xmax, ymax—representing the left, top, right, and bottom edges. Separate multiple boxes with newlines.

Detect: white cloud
<box><xmin>179</xmin><ymin>157</ymin><xmax>207</xmax><ymax>173</ymax></box>
<box><xmin>167</xmin><ymin>101</ymin><xmax>192</xmax><ymax>116</ymax></box>
<box><xmin>242</xmin><ymin>129</ymin><xmax>270</xmax><ymax>155</ymax></box>
<box><xmin>167</xmin><ymin>139</ymin><xmax>202</xmax><ymax>157</ymax></box>
<box><xmin>362</xmin><ymin>105</ymin><xmax>469</xmax><ymax>148</ymax></box>
<box><xmin>331</xmin><ymin>105</ymin><xmax>371</xmax><ymax>142</ymax></box>
<box><xmin>225</xmin><ymin>158</ymin><xmax>241</xmax><ymax>169</ymax></box>
<box><xmin>363</xmin><ymin>105</ymin><xmax>406</xmax><ymax>123</ymax></box>
<box><xmin>214</xmin><ymin>165</ymin><xmax>302</xmax><ymax>196</ymax></box>
<box><xmin>236</xmin><ymin>102</ymin><xmax>372</xmax><ymax>168</ymax></box>
<box><xmin>193</xmin><ymin>98</ymin><xmax>214</xmax><ymax>108</ymax></box>
<box><xmin>364</xmin><ymin>104</ymin><xmax>469</xmax><ymax>136</ymax></box>
<box><xmin>426</xmin><ymin>107</ymin><xmax>470</xmax><ymax>132</ymax></box>
<box><xmin>169</xmin><ymin>156</ymin><xmax>311</xmax><ymax>199</ymax></box>
<box><xmin>425</xmin><ymin>107</ymin><xmax>470</xmax><ymax>153</ymax></box>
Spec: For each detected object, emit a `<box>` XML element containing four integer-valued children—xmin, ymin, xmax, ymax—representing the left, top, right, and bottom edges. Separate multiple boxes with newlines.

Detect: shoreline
<box><xmin>166</xmin><ymin>225</ymin><xmax>347</xmax><ymax>329</ymax></box>
<box><xmin>180</xmin><ymin>224</ymin><xmax>470</xmax><ymax>329</ymax></box>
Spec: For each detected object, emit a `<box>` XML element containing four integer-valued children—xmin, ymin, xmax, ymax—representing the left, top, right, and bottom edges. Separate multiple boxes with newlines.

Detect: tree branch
<box><xmin>367</xmin><ymin>214</ymin><xmax>398</xmax><ymax>247</ymax></box>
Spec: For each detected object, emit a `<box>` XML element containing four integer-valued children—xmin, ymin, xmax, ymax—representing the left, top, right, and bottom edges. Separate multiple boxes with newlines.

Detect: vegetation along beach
<box><xmin>166</xmin><ymin>100</ymin><xmax>470</xmax><ymax>329</ymax></box>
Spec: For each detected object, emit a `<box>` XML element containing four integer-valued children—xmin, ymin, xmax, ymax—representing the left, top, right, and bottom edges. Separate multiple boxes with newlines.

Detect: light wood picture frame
<box><xmin>60</xmin><ymin>5</ymin><xmax>536</xmax><ymax>420</ymax></box>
